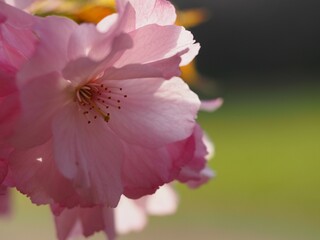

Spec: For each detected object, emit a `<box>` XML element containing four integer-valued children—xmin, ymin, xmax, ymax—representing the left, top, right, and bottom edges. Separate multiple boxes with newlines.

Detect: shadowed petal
<box><xmin>104</xmin><ymin>52</ymin><xmax>183</xmax><ymax>80</ymax></box>
<box><xmin>17</xmin><ymin>16</ymin><xmax>77</xmax><ymax>82</ymax></box>
<box><xmin>52</xmin><ymin>104</ymin><xmax>124</xmax><ymax>207</ymax></box>
<box><xmin>123</xmin><ymin>133</ymin><xmax>194</xmax><ymax>199</ymax></box>
<box><xmin>177</xmin><ymin>124</ymin><xmax>215</xmax><ymax>188</ymax></box>
<box><xmin>12</xmin><ymin>71</ymin><xmax>69</xmax><ymax>149</ymax></box>
<box><xmin>9</xmin><ymin>140</ymin><xmax>92</xmax><ymax>207</ymax></box>
<box><xmin>53</xmin><ymin>205</ymin><xmax>116</xmax><ymax>240</ymax></box>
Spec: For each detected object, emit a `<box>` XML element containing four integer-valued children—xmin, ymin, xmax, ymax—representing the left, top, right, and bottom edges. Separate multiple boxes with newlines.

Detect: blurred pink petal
<box><xmin>186</xmin><ymin>167</ymin><xmax>215</xmax><ymax>189</ymax></box>
<box><xmin>200</xmin><ymin>98</ymin><xmax>224</xmax><ymax>112</ymax></box>
<box><xmin>115</xmin><ymin>185</ymin><xmax>178</xmax><ymax>234</ymax></box>
<box><xmin>52</xmin><ymin>185</ymin><xmax>178</xmax><ymax>239</ymax></box>
<box><xmin>115</xmin><ymin>197</ymin><xmax>147</xmax><ymax>234</ymax></box>
<box><xmin>144</xmin><ymin>184</ymin><xmax>178</xmax><ymax>215</ymax></box>
<box><xmin>53</xmin><ymin>205</ymin><xmax>116</xmax><ymax>240</ymax></box>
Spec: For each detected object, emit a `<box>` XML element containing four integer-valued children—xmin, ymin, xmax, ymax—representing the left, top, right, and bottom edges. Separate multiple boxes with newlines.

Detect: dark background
<box><xmin>175</xmin><ymin>0</ymin><xmax>320</xmax><ymax>97</ymax></box>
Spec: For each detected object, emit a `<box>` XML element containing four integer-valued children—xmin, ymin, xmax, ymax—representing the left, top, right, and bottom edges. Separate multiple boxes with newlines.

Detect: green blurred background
<box><xmin>1</xmin><ymin>0</ymin><xmax>320</xmax><ymax>239</ymax></box>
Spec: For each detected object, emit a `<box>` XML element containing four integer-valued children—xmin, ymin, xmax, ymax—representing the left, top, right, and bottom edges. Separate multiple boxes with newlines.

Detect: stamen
<box><xmin>75</xmin><ymin>82</ymin><xmax>127</xmax><ymax>124</ymax></box>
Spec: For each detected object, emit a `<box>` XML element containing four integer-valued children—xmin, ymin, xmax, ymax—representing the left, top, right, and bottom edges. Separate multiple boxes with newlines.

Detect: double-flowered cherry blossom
<box><xmin>7</xmin><ymin>0</ymin><xmax>200</xmax><ymax>208</ymax></box>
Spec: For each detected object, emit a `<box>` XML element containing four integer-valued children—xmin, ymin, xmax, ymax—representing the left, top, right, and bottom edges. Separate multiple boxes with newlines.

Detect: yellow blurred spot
<box><xmin>176</xmin><ymin>8</ymin><xmax>210</xmax><ymax>28</ymax></box>
<box><xmin>30</xmin><ymin>0</ymin><xmax>116</xmax><ymax>24</ymax></box>
<box><xmin>74</xmin><ymin>4</ymin><xmax>115</xmax><ymax>24</ymax></box>
<box><xmin>181</xmin><ymin>61</ymin><xmax>200</xmax><ymax>85</ymax></box>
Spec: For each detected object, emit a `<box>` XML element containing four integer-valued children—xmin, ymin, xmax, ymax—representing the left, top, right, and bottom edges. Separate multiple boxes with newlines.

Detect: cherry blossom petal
<box><xmin>177</xmin><ymin>124</ymin><xmax>215</xmax><ymax>188</ymax></box>
<box><xmin>122</xmin><ymin>146</ymin><xmax>173</xmax><ymax>198</ymax></box>
<box><xmin>9</xmin><ymin>140</ymin><xmax>87</xmax><ymax>207</ymax></box>
<box><xmin>97</xmin><ymin>14</ymin><xmax>118</xmax><ymax>33</ymax></box>
<box><xmin>3</xmin><ymin>0</ymin><xmax>35</xmax><ymax>9</ymax></box>
<box><xmin>123</xmin><ymin>133</ymin><xmax>195</xmax><ymax>199</ymax></box>
<box><xmin>67</xmin><ymin>23</ymin><xmax>106</xmax><ymax>61</ymax></box>
<box><xmin>12</xmin><ymin>72</ymin><xmax>69</xmax><ymax>149</ymax></box>
<box><xmin>116</xmin><ymin>185</ymin><xmax>178</xmax><ymax>234</ymax></box>
<box><xmin>201</xmin><ymin>98</ymin><xmax>223</xmax><ymax>112</ymax></box>
<box><xmin>0</xmin><ymin>93</ymin><xmax>20</xmax><ymax>140</ymax></box>
<box><xmin>80</xmin><ymin>207</ymin><xmax>107</xmax><ymax>238</ymax></box>
<box><xmin>52</xmin><ymin>104</ymin><xmax>124</xmax><ymax>207</ymax></box>
<box><xmin>69</xmin><ymin>4</ymin><xmax>135</xmax><ymax>61</ymax></box>
<box><xmin>204</xmin><ymin>133</ymin><xmax>215</xmax><ymax>160</ymax></box>
<box><xmin>116</xmin><ymin>0</ymin><xmax>176</xmax><ymax>29</ymax></box>
<box><xmin>176</xmin><ymin>125</ymin><xmax>207</xmax><ymax>182</ymax></box>
<box><xmin>0</xmin><ymin>69</ymin><xmax>15</xmax><ymax>96</ymax></box>
<box><xmin>115</xmin><ymin>196</ymin><xmax>147</xmax><ymax>234</ymax></box>
<box><xmin>0</xmin><ymin>2</ymin><xmax>34</xmax><ymax>31</ymax></box>
<box><xmin>101</xmin><ymin>1</ymin><xmax>136</xmax><ymax>33</ymax></box>
<box><xmin>186</xmin><ymin>167</ymin><xmax>215</xmax><ymax>189</ymax></box>
<box><xmin>63</xmin><ymin>33</ymin><xmax>133</xmax><ymax>86</ymax></box>
<box><xmin>0</xmin><ymin>2</ymin><xmax>37</xmax><ymax>95</ymax></box>
<box><xmin>104</xmin><ymin>53</ymin><xmax>183</xmax><ymax>80</ymax></box>
<box><xmin>106</xmin><ymin>77</ymin><xmax>200</xmax><ymax>148</ymax></box>
<box><xmin>54</xmin><ymin>207</ymin><xmax>80</xmax><ymax>240</ymax></box>
<box><xmin>17</xmin><ymin>16</ymin><xmax>77</xmax><ymax>82</ymax></box>
<box><xmin>114</xmin><ymin>24</ymin><xmax>198</xmax><ymax>68</ymax></box>
<box><xmin>0</xmin><ymin>160</ymin><xmax>8</xmax><ymax>185</ymax></box>
<box><xmin>145</xmin><ymin>185</ymin><xmax>178</xmax><ymax>215</ymax></box>
<box><xmin>0</xmin><ymin>15</ymin><xmax>36</xmax><ymax>69</ymax></box>
<box><xmin>53</xmin><ymin>205</ymin><xmax>116</xmax><ymax>240</ymax></box>
<box><xmin>10</xmin><ymin>139</ymin><xmax>107</xmax><ymax>207</ymax></box>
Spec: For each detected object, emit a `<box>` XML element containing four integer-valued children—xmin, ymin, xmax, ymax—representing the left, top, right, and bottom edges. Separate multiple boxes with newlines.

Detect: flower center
<box><xmin>75</xmin><ymin>82</ymin><xmax>127</xmax><ymax>124</ymax></box>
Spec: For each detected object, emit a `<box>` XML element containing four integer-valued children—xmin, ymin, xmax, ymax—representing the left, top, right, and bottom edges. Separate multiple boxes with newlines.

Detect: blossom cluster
<box><xmin>0</xmin><ymin>0</ymin><xmax>220</xmax><ymax>239</ymax></box>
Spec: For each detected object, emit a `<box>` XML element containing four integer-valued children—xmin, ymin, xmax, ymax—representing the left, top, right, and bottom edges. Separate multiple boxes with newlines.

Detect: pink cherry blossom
<box><xmin>9</xmin><ymin>0</ymin><xmax>200</xmax><ymax>207</ymax></box>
